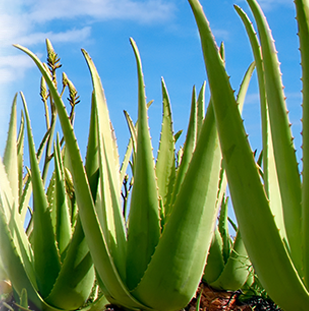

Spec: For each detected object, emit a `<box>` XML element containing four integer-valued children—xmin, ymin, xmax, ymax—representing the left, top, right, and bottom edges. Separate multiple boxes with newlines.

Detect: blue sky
<box><xmin>0</xmin><ymin>0</ymin><xmax>301</xmax><ymax>167</ymax></box>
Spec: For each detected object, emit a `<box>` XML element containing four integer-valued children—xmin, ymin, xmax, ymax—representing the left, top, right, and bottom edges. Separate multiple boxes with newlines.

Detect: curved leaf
<box><xmin>126</xmin><ymin>38</ymin><xmax>161</xmax><ymax>290</ymax></box>
<box><xmin>187</xmin><ymin>0</ymin><xmax>309</xmax><ymax>309</ymax></box>
<box><xmin>133</xmin><ymin>100</ymin><xmax>221</xmax><ymax>311</ymax></box>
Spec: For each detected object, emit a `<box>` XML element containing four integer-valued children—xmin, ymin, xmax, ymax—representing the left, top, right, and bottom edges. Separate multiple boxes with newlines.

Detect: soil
<box><xmin>0</xmin><ymin>283</ymin><xmax>281</xmax><ymax>311</ymax></box>
<box><xmin>186</xmin><ymin>283</ymin><xmax>282</xmax><ymax>311</ymax></box>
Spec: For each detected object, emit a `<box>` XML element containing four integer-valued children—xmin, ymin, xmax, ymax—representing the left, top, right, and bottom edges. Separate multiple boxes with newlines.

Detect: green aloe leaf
<box><xmin>0</xmin><ymin>208</ymin><xmax>56</xmax><ymax>311</ymax></box>
<box><xmin>235</xmin><ymin>3</ymin><xmax>288</xmax><ymax>247</ymax></box>
<box><xmin>187</xmin><ymin>0</ymin><xmax>309</xmax><ymax>309</ymax></box>
<box><xmin>53</xmin><ymin>136</ymin><xmax>72</xmax><ymax>260</ymax></box>
<box><xmin>218</xmin><ymin>197</ymin><xmax>231</xmax><ymax>264</ymax></box>
<box><xmin>85</xmin><ymin>92</ymin><xmax>100</xmax><ymax>201</ymax></box>
<box><xmin>82</xmin><ymin>49</ymin><xmax>127</xmax><ymax>284</ymax></box>
<box><xmin>14</xmin><ymin>43</ymin><xmax>148</xmax><ymax>311</ymax></box>
<box><xmin>246</xmin><ymin>0</ymin><xmax>302</xmax><ymax>274</ymax></box>
<box><xmin>196</xmin><ymin>81</ymin><xmax>206</xmax><ymax>139</ymax></box>
<box><xmin>203</xmin><ymin>227</ymin><xmax>224</xmax><ymax>284</ymax></box>
<box><xmin>21</xmin><ymin>92</ymin><xmax>61</xmax><ymax>298</ymax></box>
<box><xmin>169</xmin><ymin>86</ymin><xmax>198</xmax><ymax>215</ymax></box>
<box><xmin>126</xmin><ymin>38</ymin><xmax>161</xmax><ymax>290</ymax></box>
<box><xmin>17</xmin><ymin>110</ymin><xmax>25</xmax><ymax>205</ymax></box>
<box><xmin>123</xmin><ymin>110</ymin><xmax>137</xmax><ymax>171</ymax></box>
<box><xmin>45</xmin><ymin>218</ymin><xmax>95</xmax><ymax>310</ymax></box>
<box><xmin>3</xmin><ymin>94</ymin><xmax>19</xmax><ymax>210</ymax></box>
<box><xmin>156</xmin><ymin>78</ymin><xmax>176</xmax><ymax>221</ymax></box>
<box><xmin>133</xmin><ymin>97</ymin><xmax>222</xmax><ymax>310</ymax></box>
<box><xmin>209</xmin><ymin>230</ymin><xmax>251</xmax><ymax>291</ymax></box>
<box><xmin>295</xmin><ymin>0</ymin><xmax>309</xmax><ymax>287</ymax></box>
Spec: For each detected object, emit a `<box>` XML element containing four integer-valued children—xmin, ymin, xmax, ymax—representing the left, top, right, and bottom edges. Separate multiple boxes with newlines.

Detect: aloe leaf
<box><xmin>204</xmin><ymin>61</ymin><xmax>255</xmax><ymax>288</ymax></box>
<box><xmin>85</xmin><ymin>92</ymin><xmax>100</xmax><ymax>201</ymax></box>
<box><xmin>19</xmin><ymin>288</ymin><xmax>28</xmax><ymax>311</ymax></box>
<box><xmin>0</xmin><ymin>102</ymin><xmax>35</xmax><ymax>287</ymax></box>
<box><xmin>21</xmin><ymin>92</ymin><xmax>61</xmax><ymax>298</ymax></box>
<box><xmin>196</xmin><ymin>82</ymin><xmax>206</xmax><ymax>139</ymax></box>
<box><xmin>0</xmin><ymin>208</ymin><xmax>36</xmax><ymax>306</ymax></box>
<box><xmin>218</xmin><ymin>197</ymin><xmax>231</xmax><ymax>264</ymax></box>
<box><xmin>133</xmin><ymin>97</ymin><xmax>221</xmax><ymax>310</ymax></box>
<box><xmin>121</xmin><ymin>100</ymin><xmax>153</xmax><ymax>183</ymax></box>
<box><xmin>81</xmin><ymin>51</ymin><xmax>121</xmax><ymax>197</ymax></box>
<box><xmin>0</xmin><ymin>207</ymin><xmax>61</xmax><ymax>311</ymax></box>
<box><xmin>246</xmin><ymin>0</ymin><xmax>302</xmax><ymax>270</ymax></box>
<box><xmin>45</xmin><ymin>218</ymin><xmax>95</xmax><ymax>310</ymax></box>
<box><xmin>16</xmin><ymin>111</ymin><xmax>32</xmax><ymax>224</ymax></box>
<box><xmin>53</xmin><ymin>136</ymin><xmax>72</xmax><ymax>259</ymax></box>
<box><xmin>169</xmin><ymin>86</ymin><xmax>198</xmax><ymax>214</ymax></box>
<box><xmin>295</xmin><ymin>0</ymin><xmax>309</xmax><ymax>287</ymax></box>
<box><xmin>17</xmin><ymin>111</ymin><xmax>24</xmax><ymax>204</ymax></box>
<box><xmin>123</xmin><ymin>110</ymin><xmax>137</xmax><ymax>171</ymax></box>
<box><xmin>14</xmin><ymin>44</ymin><xmax>148</xmax><ymax>310</ymax></box>
<box><xmin>156</xmin><ymin>78</ymin><xmax>176</xmax><ymax>220</ymax></box>
<box><xmin>203</xmin><ymin>227</ymin><xmax>224</xmax><ymax>284</ymax></box>
<box><xmin>3</xmin><ymin>94</ymin><xmax>19</xmax><ymax>206</ymax></box>
<box><xmin>125</xmin><ymin>38</ymin><xmax>161</xmax><ymax>290</ymax></box>
<box><xmin>0</xmin><ymin>158</ymin><xmax>36</xmax><ymax>290</ymax></box>
<box><xmin>188</xmin><ymin>0</ymin><xmax>309</xmax><ymax>308</ymax></box>
<box><xmin>235</xmin><ymin>4</ymin><xmax>288</xmax><ymax>245</ymax></box>
<box><xmin>82</xmin><ymin>50</ymin><xmax>127</xmax><ymax>283</ymax></box>
<box><xmin>209</xmin><ymin>230</ymin><xmax>251</xmax><ymax>291</ymax></box>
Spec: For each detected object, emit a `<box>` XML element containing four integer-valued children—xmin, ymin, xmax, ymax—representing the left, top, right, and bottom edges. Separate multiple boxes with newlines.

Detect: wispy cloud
<box><xmin>1</xmin><ymin>0</ymin><xmax>175</xmax><ymax>48</ymax></box>
<box><xmin>212</xmin><ymin>29</ymin><xmax>230</xmax><ymax>41</ymax></box>
<box><xmin>237</xmin><ymin>0</ymin><xmax>293</xmax><ymax>11</ymax></box>
<box><xmin>28</xmin><ymin>0</ymin><xmax>175</xmax><ymax>24</ymax></box>
<box><xmin>0</xmin><ymin>0</ymin><xmax>176</xmax><ymax>154</ymax></box>
<box><xmin>0</xmin><ymin>0</ymin><xmax>175</xmax><ymax>81</ymax></box>
<box><xmin>258</xmin><ymin>0</ymin><xmax>293</xmax><ymax>11</ymax></box>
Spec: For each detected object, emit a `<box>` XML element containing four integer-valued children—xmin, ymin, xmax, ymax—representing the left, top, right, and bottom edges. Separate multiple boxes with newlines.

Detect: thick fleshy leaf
<box><xmin>3</xmin><ymin>94</ymin><xmax>19</xmax><ymax>208</ymax></box>
<box><xmin>235</xmin><ymin>4</ymin><xmax>288</xmax><ymax>246</ymax></box>
<box><xmin>246</xmin><ymin>0</ymin><xmax>302</xmax><ymax>271</ymax></box>
<box><xmin>82</xmin><ymin>50</ymin><xmax>127</xmax><ymax>284</ymax></box>
<box><xmin>133</xmin><ymin>100</ymin><xmax>222</xmax><ymax>311</ymax></box>
<box><xmin>0</xmin><ymin>208</ymin><xmax>59</xmax><ymax>311</ymax></box>
<box><xmin>196</xmin><ymin>81</ymin><xmax>206</xmax><ymax>139</ymax></box>
<box><xmin>85</xmin><ymin>92</ymin><xmax>100</xmax><ymax>202</ymax></box>
<box><xmin>45</xmin><ymin>218</ymin><xmax>95</xmax><ymax>310</ymax></box>
<box><xmin>0</xmin><ymin>157</ymin><xmax>37</xmax><ymax>290</ymax></box>
<box><xmin>187</xmin><ymin>0</ymin><xmax>309</xmax><ymax>309</ymax></box>
<box><xmin>209</xmin><ymin>230</ymin><xmax>251</xmax><ymax>291</ymax></box>
<box><xmin>168</xmin><ymin>86</ymin><xmax>198</xmax><ymax>216</ymax></box>
<box><xmin>203</xmin><ymin>228</ymin><xmax>224</xmax><ymax>284</ymax></box>
<box><xmin>156</xmin><ymin>78</ymin><xmax>176</xmax><ymax>220</ymax></box>
<box><xmin>295</xmin><ymin>0</ymin><xmax>309</xmax><ymax>287</ymax></box>
<box><xmin>14</xmin><ymin>44</ymin><xmax>148</xmax><ymax>310</ymax></box>
<box><xmin>53</xmin><ymin>136</ymin><xmax>72</xmax><ymax>259</ymax></box>
<box><xmin>126</xmin><ymin>38</ymin><xmax>161</xmax><ymax>290</ymax></box>
<box><xmin>22</xmin><ymin>92</ymin><xmax>61</xmax><ymax>298</ymax></box>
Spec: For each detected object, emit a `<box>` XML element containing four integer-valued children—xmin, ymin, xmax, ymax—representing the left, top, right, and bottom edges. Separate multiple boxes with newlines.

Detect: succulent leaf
<box><xmin>188</xmin><ymin>0</ymin><xmax>309</xmax><ymax>309</ymax></box>
<box><xmin>22</xmin><ymin>92</ymin><xmax>61</xmax><ymax>298</ymax></box>
<box><xmin>156</xmin><ymin>78</ymin><xmax>176</xmax><ymax>221</ymax></box>
<box><xmin>126</xmin><ymin>38</ymin><xmax>161</xmax><ymax>290</ymax></box>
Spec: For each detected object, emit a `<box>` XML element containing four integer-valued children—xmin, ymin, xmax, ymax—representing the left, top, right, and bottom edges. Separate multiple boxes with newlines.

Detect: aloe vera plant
<box><xmin>0</xmin><ymin>41</ymin><xmax>107</xmax><ymax>311</ymax></box>
<box><xmin>12</xmin><ymin>36</ymin><xmax>230</xmax><ymax>310</ymax></box>
<box><xmin>188</xmin><ymin>0</ymin><xmax>309</xmax><ymax>309</ymax></box>
<box><xmin>203</xmin><ymin>199</ymin><xmax>253</xmax><ymax>291</ymax></box>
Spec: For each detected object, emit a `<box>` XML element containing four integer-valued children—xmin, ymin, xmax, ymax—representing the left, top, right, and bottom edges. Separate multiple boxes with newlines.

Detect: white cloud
<box><xmin>27</xmin><ymin>0</ymin><xmax>175</xmax><ymax>24</ymax></box>
<box><xmin>237</xmin><ymin>0</ymin><xmax>293</xmax><ymax>11</ymax></box>
<box><xmin>0</xmin><ymin>0</ymin><xmax>175</xmax><ymax>153</ymax></box>
<box><xmin>16</xmin><ymin>27</ymin><xmax>91</xmax><ymax>46</ymax></box>
<box><xmin>0</xmin><ymin>0</ymin><xmax>175</xmax><ymax>72</ymax></box>
<box><xmin>259</xmin><ymin>0</ymin><xmax>293</xmax><ymax>11</ymax></box>
<box><xmin>213</xmin><ymin>29</ymin><xmax>230</xmax><ymax>41</ymax></box>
